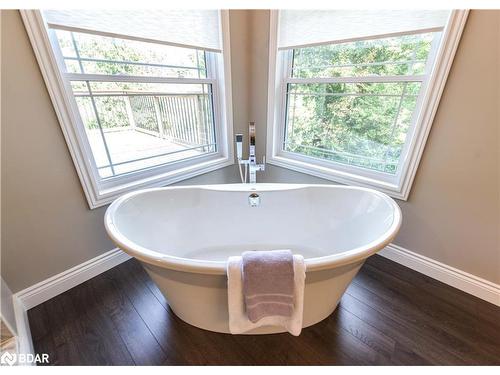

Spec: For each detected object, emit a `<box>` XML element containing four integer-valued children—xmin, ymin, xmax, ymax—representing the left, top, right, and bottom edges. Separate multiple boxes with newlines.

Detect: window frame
<box><xmin>266</xmin><ymin>10</ymin><xmax>469</xmax><ymax>200</ymax></box>
<box><xmin>21</xmin><ymin>10</ymin><xmax>234</xmax><ymax>208</ymax></box>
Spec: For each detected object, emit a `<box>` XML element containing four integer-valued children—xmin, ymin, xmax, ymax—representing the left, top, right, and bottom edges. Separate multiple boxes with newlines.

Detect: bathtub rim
<box><xmin>104</xmin><ymin>183</ymin><xmax>402</xmax><ymax>274</ymax></box>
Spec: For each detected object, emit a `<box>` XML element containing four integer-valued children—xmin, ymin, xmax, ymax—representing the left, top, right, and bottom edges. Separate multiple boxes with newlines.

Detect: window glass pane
<box><xmin>53</xmin><ymin>29</ymin><xmax>77</xmax><ymax>57</ymax></box>
<box><xmin>54</xmin><ymin>30</ymin><xmax>207</xmax><ymax>78</ymax></box>
<box><xmin>64</xmin><ymin>59</ymin><xmax>81</xmax><ymax>74</ymax></box>
<box><xmin>71</xmin><ymin>82</ymin><xmax>216</xmax><ymax>178</ymax></box>
<box><xmin>74</xmin><ymin>96</ymin><xmax>114</xmax><ymax>178</ymax></box>
<box><xmin>284</xmin><ymin>82</ymin><xmax>421</xmax><ymax>174</ymax></box>
<box><xmin>284</xmin><ymin>31</ymin><xmax>439</xmax><ymax>175</ymax></box>
<box><xmin>292</xmin><ymin>33</ymin><xmax>436</xmax><ymax>78</ymax></box>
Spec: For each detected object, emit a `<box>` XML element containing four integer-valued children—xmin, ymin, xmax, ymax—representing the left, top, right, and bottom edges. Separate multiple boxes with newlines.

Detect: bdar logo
<box><xmin>1</xmin><ymin>352</ymin><xmax>16</xmax><ymax>366</ymax></box>
<box><xmin>0</xmin><ymin>352</ymin><xmax>49</xmax><ymax>366</ymax></box>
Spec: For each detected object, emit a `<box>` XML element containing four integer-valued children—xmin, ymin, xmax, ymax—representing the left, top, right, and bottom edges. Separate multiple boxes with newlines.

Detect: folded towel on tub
<box><xmin>227</xmin><ymin>250</ymin><xmax>306</xmax><ymax>336</ymax></box>
<box><xmin>243</xmin><ymin>250</ymin><xmax>295</xmax><ymax>322</ymax></box>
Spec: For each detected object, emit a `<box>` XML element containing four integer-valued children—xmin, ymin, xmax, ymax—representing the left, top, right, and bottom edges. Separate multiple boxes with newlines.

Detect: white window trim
<box><xmin>266</xmin><ymin>10</ymin><xmax>469</xmax><ymax>200</ymax></box>
<box><xmin>20</xmin><ymin>10</ymin><xmax>234</xmax><ymax>209</ymax></box>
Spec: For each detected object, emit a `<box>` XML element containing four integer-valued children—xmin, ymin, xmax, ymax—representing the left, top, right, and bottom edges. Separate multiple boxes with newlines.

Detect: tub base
<box><xmin>141</xmin><ymin>260</ymin><xmax>364</xmax><ymax>334</ymax></box>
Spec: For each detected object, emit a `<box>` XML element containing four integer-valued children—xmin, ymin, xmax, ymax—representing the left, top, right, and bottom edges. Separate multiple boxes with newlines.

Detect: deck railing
<box><xmin>76</xmin><ymin>91</ymin><xmax>215</xmax><ymax>149</ymax></box>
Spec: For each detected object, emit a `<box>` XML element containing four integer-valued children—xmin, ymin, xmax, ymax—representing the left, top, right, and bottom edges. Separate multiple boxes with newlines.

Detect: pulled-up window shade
<box><xmin>43</xmin><ymin>10</ymin><xmax>222</xmax><ymax>52</ymax></box>
<box><xmin>278</xmin><ymin>10</ymin><xmax>451</xmax><ymax>50</ymax></box>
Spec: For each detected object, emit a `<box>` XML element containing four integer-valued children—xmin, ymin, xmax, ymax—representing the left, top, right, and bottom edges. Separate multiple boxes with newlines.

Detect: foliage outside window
<box><xmin>285</xmin><ymin>33</ymin><xmax>434</xmax><ymax>175</ymax></box>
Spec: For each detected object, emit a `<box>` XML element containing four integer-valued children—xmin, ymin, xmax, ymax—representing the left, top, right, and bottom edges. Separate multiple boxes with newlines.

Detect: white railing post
<box><xmin>152</xmin><ymin>96</ymin><xmax>165</xmax><ymax>138</ymax></box>
<box><xmin>124</xmin><ymin>95</ymin><xmax>136</xmax><ymax>131</ymax></box>
<box><xmin>195</xmin><ymin>94</ymin><xmax>205</xmax><ymax>149</ymax></box>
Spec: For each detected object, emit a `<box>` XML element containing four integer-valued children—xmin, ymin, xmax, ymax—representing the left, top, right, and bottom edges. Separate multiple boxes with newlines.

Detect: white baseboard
<box><xmin>11</xmin><ymin>248</ymin><xmax>130</xmax><ymax>363</ymax></box>
<box><xmin>14</xmin><ymin>248</ymin><xmax>130</xmax><ymax>310</ymax></box>
<box><xmin>379</xmin><ymin>244</ymin><xmax>500</xmax><ymax>307</ymax></box>
<box><xmin>12</xmin><ymin>296</ymin><xmax>34</xmax><ymax>363</ymax></box>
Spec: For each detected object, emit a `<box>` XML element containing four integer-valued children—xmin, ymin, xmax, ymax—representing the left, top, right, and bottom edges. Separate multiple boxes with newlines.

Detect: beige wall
<box><xmin>1</xmin><ymin>9</ymin><xmax>499</xmax><ymax>293</ymax></box>
<box><xmin>3</xmin><ymin>10</ymin><xmax>111</xmax><ymax>292</ymax></box>
<box><xmin>396</xmin><ymin>10</ymin><xmax>499</xmax><ymax>282</ymax></box>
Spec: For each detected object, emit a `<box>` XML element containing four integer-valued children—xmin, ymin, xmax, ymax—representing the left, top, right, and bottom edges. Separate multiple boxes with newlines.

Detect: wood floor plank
<box><xmin>320</xmin><ymin>316</ymin><xmax>391</xmax><ymax>365</ymax></box>
<box><xmin>27</xmin><ymin>304</ymin><xmax>55</xmax><ymax>366</ymax></box>
<box><xmin>42</xmin><ymin>295</ymin><xmax>84</xmax><ymax>365</ymax></box>
<box><xmin>339</xmin><ymin>291</ymin><xmax>465</xmax><ymax>365</ymax></box>
<box><xmin>354</xmin><ymin>264</ymin><xmax>500</xmax><ymax>364</ymax></box>
<box><xmin>390</xmin><ymin>342</ymin><xmax>432</xmax><ymax>365</ymax></box>
<box><xmin>90</xmin><ymin>272</ymin><xmax>167</xmax><ymax>365</ymax></box>
<box><xmin>333</xmin><ymin>306</ymin><xmax>396</xmax><ymax>360</ymax></box>
<box><xmin>289</xmin><ymin>317</ymin><xmax>364</xmax><ymax>365</ymax></box>
<box><xmin>50</xmin><ymin>283</ymin><xmax>135</xmax><ymax>365</ymax></box>
<box><xmin>347</xmin><ymin>282</ymin><xmax>476</xmax><ymax>364</ymax></box>
<box><xmin>363</xmin><ymin>260</ymin><xmax>500</xmax><ymax>351</ymax></box>
<box><xmin>367</xmin><ymin>255</ymin><xmax>500</xmax><ymax>331</ymax></box>
<box><xmin>111</xmin><ymin>261</ymin><xmax>217</xmax><ymax>364</ymax></box>
<box><xmin>28</xmin><ymin>256</ymin><xmax>500</xmax><ymax>366</ymax></box>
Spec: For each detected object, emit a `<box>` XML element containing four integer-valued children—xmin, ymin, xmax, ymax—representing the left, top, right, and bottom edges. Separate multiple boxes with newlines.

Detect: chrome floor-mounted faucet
<box><xmin>235</xmin><ymin>122</ymin><xmax>265</xmax><ymax>184</ymax></box>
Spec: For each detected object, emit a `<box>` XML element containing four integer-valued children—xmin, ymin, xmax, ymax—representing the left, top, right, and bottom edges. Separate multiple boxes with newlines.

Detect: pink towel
<box><xmin>242</xmin><ymin>249</ymin><xmax>295</xmax><ymax>323</ymax></box>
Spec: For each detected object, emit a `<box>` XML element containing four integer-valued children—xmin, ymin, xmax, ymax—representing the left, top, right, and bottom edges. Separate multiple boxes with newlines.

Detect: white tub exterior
<box><xmin>105</xmin><ymin>183</ymin><xmax>402</xmax><ymax>334</ymax></box>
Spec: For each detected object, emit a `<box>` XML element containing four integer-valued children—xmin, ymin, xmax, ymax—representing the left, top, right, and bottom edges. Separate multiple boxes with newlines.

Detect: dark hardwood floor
<box><xmin>27</xmin><ymin>255</ymin><xmax>500</xmax><ymax>365</ymax></box>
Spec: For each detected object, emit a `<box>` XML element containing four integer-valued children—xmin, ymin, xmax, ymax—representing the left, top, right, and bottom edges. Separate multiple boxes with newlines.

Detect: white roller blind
<box><xmin>43</xmin><ymin>10</ymin><xmax>222</xmax><ymax>52</ymax></box>
<box><xmin>278</xmin><ymin>10</ymin><xmax>451</xmax><ymax>50</ymax></box>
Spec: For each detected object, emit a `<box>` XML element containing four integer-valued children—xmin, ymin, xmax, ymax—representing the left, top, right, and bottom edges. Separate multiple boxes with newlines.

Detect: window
<box><xmin>21</xmin><ymin>10</ymin><xmax>233</xmax><ymax>208</ymax></box>
<box><xmin>267</xmin><ymin>10</ymin><xmax>468</xmax><ymax>199</ymax></box>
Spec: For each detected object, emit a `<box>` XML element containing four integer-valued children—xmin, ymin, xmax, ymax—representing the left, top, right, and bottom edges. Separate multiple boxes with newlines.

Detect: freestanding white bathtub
<box><xmin>105</xmin><ymin>183</ymin><xmax>401</xmax><ymax>334</ymax></box>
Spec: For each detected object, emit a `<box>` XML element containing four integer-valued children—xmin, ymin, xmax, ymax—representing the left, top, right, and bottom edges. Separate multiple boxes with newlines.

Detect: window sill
<box><xmin>266</xmin><ymin>153</ymin><xmax>407</xmax><ymax>200</ymax></box>
<box><xmin>89</xmin><ymin>156</ymin><xmax>234</xmax><ymax>209</ymax></box>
